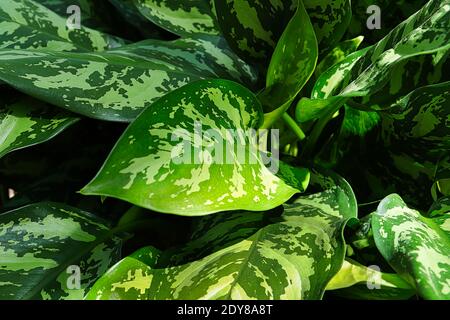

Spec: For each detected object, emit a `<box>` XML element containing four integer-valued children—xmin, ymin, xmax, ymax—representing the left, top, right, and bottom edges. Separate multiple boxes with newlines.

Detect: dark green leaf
<box><xmin>0</xmin><ymin>96</ymin><xmax>78</xmax><ymax>159</ymax></box>
<box><xmin>0</xmin><ymin>202</ymin><xmax>122</xmax><ymax>299</ymax></box>
<box><xmin>0</xmin><ymin>0</ymin><xmax>123</xmax><ymax>51</ymax></box>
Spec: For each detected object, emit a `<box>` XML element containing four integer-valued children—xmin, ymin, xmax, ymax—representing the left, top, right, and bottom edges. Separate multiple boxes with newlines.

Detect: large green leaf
<box><xmin>0</xmin><ymin>97</ymin><xmax>78</xmax><ymax>159</ymax></box>
<box><xmin>297</xmin><ymin>0</ymin><xmax>450</xmax><ymax>119</ymax></box>
<box><xmin>0</xmin><ymin>202</ymin><xmax>122</xmax><ymax>300</ymax></box>
<box><xmin>258</xmin><ymin>0</ymin><xmax>317</xmax><ymax>123</ymax></box>
<box><xmin>372</xmin><ymin>194</ymin><xmax>450</xmax><ymax>299</ymax></box>
<box><xmin>0</xmin><ymin>0</ymin><xmax>123</xmax><ymax>51</ymax></box>
<box><xmin>0</xmin><ymin>36</ymin><xmax>256</xmax><ymax>121</ymax></box>
<box><xmin>134</xmin><ymin>0</ymin><xmax>219</xmax><ymax>36</ymax></box>
<box><xmin>86</xmin><ymin>190</ymin><xmax>353</xmax><ymax>300</ymax></box>
<box><xmin>81</xmin><ymin>79</ymin><xmax>302</xmax><ymax>215</ymax></box>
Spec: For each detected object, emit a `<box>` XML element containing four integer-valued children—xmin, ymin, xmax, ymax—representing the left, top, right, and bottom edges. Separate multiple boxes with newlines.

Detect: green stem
<box><xmin>282</xmin><ymin>113</ymin><xmax>306</xmax><ymax>141</ymax></box>
<box><xmin>302</xmin><ymin>98</ymin><xmax>346</xmax><ymax>159</ymax></box>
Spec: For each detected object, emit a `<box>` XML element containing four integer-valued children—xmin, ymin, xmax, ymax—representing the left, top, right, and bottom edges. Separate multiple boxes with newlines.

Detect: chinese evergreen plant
<box><xmin>0</xmin><ymin>0</ymin><xmax>449</xmax><ymax>300</ymax></box>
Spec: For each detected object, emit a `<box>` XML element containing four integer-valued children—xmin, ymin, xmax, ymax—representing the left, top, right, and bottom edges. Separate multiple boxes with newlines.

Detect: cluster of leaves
<box><xmin>0</xmin><ymin>0</ymin><xmax>449</xmax><ymax>300</ymax></box>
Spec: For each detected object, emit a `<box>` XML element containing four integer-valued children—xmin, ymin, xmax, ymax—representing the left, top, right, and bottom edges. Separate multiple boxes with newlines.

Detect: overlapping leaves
<box><xmin>86</xmin><ymin>185</ymin><xmax>355</xmax><ymax>300</ymax></box>
<box><xmin>0</xmin><ymin>202</ymin><xmax>122</xmax><ymax>299</ymax></box>
<box><xmin>297</xmin><ymin>0</ymin><xmax>450</xmax><ymax>120</ymax></box>
<box><xmin>0</xmin><ymin>36</ymin><xmax>256</xmax><ymax>121</ymax></box>
<box><xmin>214</xmin><ymin>0</ymin><xmax>351</xmax><ymax>64</ymax></box>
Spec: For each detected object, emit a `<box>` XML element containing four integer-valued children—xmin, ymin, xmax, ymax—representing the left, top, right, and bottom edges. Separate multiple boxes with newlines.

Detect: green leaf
<box><xmin>326</xmin><ymin>259</ymin><xmax>415</xmax><ymax>300</ymax></box>
<box><xmin>372</xmin><ymin>193</ymin><xmax>450</xmax><ymax>299</ymax></box>
<box><xmin>214</xmin><ymin>0</ymin><xmax>352</xmax><ymax>64</ymax></box>
<box><xmin>302</xmin><ymin>0</ymin><xmax>352</xmax><ymax>49</ymax></box>
<box><xmin>81</xmin><ymin>79</ymin><xmax>301</xmax><ymax>215</ymax></box>
<box><xmin>315</xmin><ymin>36</ymin><xmax>364</xmax><ymax>78</ymax></box>
<box><xmin>428</xmin><ymin>196</ymin><xmax>450</xmax><ymax>217</ymax></box>
<box><xmin>134</xmin><ymin>0</ymin><xmax>219</xmax><ymax>36</ymax></box>
<box><xmin>0</xmin><ymin>36</ymin><xmax>256</xmax><ymax>121</ymax></box>
<box><xmin>0</xmin><ymin>96</ymin><xmax>78</xmax><ymax>159</ymax></box>
<box><xmin>0</xmin><ymin>202</ymin><xmax>122</xmax><ymax>300</ymax></box>
<box><xmin>110</xmin><ymin>35</ymin><xmax>257</xmax><ymax>86</ymax></box>
<box><xmin>275</xmin><ymin>162</ymin><xmax>310</xmax><ymax>192</ymax></box>
<box><xmin>213</xmin><ymin>0</ymin><xmax>296</xmax><ymax>64</ymax></box>
<box><xmin>380</xmin><ymin>81</ymin><xmax>450</xmax><ymax>157</ymax></box>
<box><xmin>297</xmin><ymin>0</ymin><xmax>450</xmax><ymax>119</ymax></box>
<box><xmin>305</xmin><ymin>168</ymin><xmax>358</xmax><ymax>220</ymax></box>
<box><xmin>0</xmin><ymin>0</ymin><xmax>123</xmax><ymax>51</ymax></box>
<box><xmin>86</xmin><ymin>191</ymin><xmax>353</xmax><ymax>300</ymax></box>
<box><xmin>259</xmin><ymin>0</ymin><xmax>318</xmax><ymax>122</ymax></box>
<box><xmin>342</xmin><ymin>106</ymin><xmax>381</xmax><ymax>137</ymax></box>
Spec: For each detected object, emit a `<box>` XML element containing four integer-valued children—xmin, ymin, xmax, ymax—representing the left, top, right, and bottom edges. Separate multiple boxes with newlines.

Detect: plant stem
<box><xmin>282</xmin><ymin>113</ymin><xmax>306</xmax><ymax>141</ymax></box>
<box><xmin>301</xmin><ymin>98</ymin><xmax>346</xmax><ymax>159</ymax></box>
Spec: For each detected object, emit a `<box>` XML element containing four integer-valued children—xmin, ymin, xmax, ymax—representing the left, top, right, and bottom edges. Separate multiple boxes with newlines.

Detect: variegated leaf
<box><xmin>303</xmin><ymin>0</ymin><xmax>352</xmax><ymax>49</ymax></box>
<box><xmin>258</xmin><ymin>0</ymin><xmax>317</xmax><ymax>123</ymax></box>
<box><xmin>109</xmin><ymin>35</ymin><xmax>257</xmax><ymax>86</ymax></box>
<box><xmin>0</xmin><ymin>202</ymin><xmax>122</xmax><ymax>300</ymax></box>
<box><xmin>0</xmin><ymin>36</ymin><xmax>256</xmax><ymax>121</ymax></box>
<box><xmin>372</xmin><ymin>193</ymin><xmax>450</xmax><ymax>299</ymax></box>
<box><xmin>213</xmin><ymin>0</ymin><xmax>296</xmax><ymax>63</ymax></box>
<box><xmin>275</xmin><ymin>161</ymin><xmax>310</xmax><ymax>193</ymax></box>
<box><xmin>214</xmin><ymin>0</ymin><xmax>352</xmax><ymax>64</ymax></box>
<box><xmin>86</xmin><ymin>192</ymin><xmax>353</xmax><ymax>300</ymax></box>
<box><xmin>380</xmin><ymin>81</ymin><xmax>450</xmax><ymax>157</ymax></box>
<box><xmin>297</xmin><ymin>0</ymin><xmax>450</xmax><ymax>120</ymax></box>
<box><xmin>326</xmin><ymin>259</ymin><xmax>415</xmax><ymax>300</ymax></box>
<box><xmin>0</xmin><ymin>0</ymin><xmax>123</xmax><ymax>51</ymax></box>
<box><xmin>81</xmin><ymin>79</ymin><xmax>301</xmax><ymax>215</ymax></box>
<box><xmin>0</xmin><ymin>96</ymin><xmax>78</xmax><ymax>159</ymax></box>
<box><xmin>134</xmin><ymin>0</ymin><xmax>219</xmax><ymax>36</ymax></box>
<box><xmin>428</xmin><ymin>196</ymin><xmax>450</xmax><ymax>217</ymax></box>
<box><xmin>315</xmin><ymin>36</ymin><xmax>364</xmax><ymax>78</ymax></box>
<box><xmin>297</xmin><ymin>168</ymin><xmax>358</xmax><ymax>220</ymax></box>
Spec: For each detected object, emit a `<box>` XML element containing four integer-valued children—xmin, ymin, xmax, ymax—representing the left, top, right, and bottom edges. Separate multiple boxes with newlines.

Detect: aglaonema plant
<box><xmin>0</xmin><ymin>0</ymin><xmax>448</xmax><ymax>300</ymax></box>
